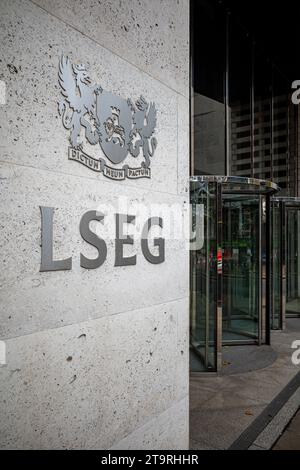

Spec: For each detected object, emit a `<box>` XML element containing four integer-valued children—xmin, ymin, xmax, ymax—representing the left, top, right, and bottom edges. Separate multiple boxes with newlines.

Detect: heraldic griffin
<box><xmin>58</xmin><ymin>56</ymin><xmax>101</xmax><ymax>148</ymax></box>
<box><xmin>128</xmin><ymin>95</ymin><xmax>157</xmax><ymax>168</ymax></box>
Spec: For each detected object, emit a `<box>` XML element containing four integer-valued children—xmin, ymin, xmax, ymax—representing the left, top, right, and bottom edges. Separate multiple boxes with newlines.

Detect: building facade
<box><xmin>1</xmin><ymin>0</ymin><xmax>300</xmax><ymax>451</ymax></box>
<box><xmin>0</xmin><ymin>0</ymin><xmax>190</xmax><ymax>449</ymax></box>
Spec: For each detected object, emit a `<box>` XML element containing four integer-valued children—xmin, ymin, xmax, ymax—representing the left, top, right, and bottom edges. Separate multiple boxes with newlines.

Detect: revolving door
<box><xmin>190</xmin><ymin>176</ymin><xmax>279</xmax><ymax>372</ymax></box>
<box><xmin>271</xmin><ymin>198</ymin><xmax>300</xmax><ymax>329</ymax></box>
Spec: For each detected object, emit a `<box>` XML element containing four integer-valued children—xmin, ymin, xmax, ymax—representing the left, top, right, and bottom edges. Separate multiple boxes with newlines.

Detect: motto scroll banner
<box><xmin>69</xmin><ymin>148</ymin><xmax>151</xmax><ymax>180</ymax></box>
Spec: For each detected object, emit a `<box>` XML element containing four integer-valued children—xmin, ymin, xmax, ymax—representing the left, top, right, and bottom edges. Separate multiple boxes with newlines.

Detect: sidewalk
<box><xmin>273</xmin><ymin>408</ymin><xmax>300</xmax><ymax>450</ymax></box>
<box><xmin>190</xmin><ymin>319</ymin><xmax>300</xmax><ymax>450</ymax></box>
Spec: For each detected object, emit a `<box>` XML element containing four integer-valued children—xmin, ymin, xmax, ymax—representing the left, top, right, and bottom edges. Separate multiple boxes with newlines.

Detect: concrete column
<box><xmin>0</xmin><ymin>0</ymin><xmax>190</xmax><ymax>449</ymax></box>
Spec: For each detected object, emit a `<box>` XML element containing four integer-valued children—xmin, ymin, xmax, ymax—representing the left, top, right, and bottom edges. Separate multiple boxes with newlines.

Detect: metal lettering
<box><xmin>79</xmin><ymin>211</ymin><xmax>107</xmax><ymax>269</ymax></box>
<box><xmin>141</xmin><ymin>217</ymin><xmax>165</xmax><ymax>264</ymax></box>
<box><xmin>40</xmin><ymin>206</ymin><xmax>72</xmax><ymax>272</ymax></box>
<box><xmin>115</xmin><ymin>214</ymin><xmax>136</xmax><ymax>266</ymax></box>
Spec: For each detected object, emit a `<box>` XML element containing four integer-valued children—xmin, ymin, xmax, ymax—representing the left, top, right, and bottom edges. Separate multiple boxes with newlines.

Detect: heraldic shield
<box><xmin>58</xmin><ymin>55</ymin><xmax>157</xmax><ymax>180</ymax></box>
<box><xmin>96</xmin><ymin>91</ymin><xmax>132</xmax><ymax>165</ymax></box>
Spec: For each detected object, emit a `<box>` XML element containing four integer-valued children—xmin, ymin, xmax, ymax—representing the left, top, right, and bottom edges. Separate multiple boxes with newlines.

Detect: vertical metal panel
<box><xmin>216</xmin><ymin>182</ymin><xmax>223</xmax><ymax>371</ymax></box>
<box><xmin>258</xmin><ymin>195</ymin><xmax>263</xmax><ymax>345</ymax></box>
<box><xmin>287</xmin><ymin>98</ymin><xmax>291</xmax><ymax>196</ymax></box>
<box><xmin>281</xmin><ymin>201</ymin><xmax>287</xmax><ymax>330</ymax></box>
<box><xmin>204</xmin><ymin>185</ymin><xmax>210</xmax><ymax>367</ymax></box>
<box><xmin>270</xmin><ymin>200</ymin><xmax>275</xmax><ymax>330</ymax></box>
<box><xmin>270</xmin><ymin>65</ymin><xmax>274</xmax><ymax>182</ymax></box>
<box><xmin>265</xmin><ymin>195</ymin><xmax>271</xmax><ymax>343</ymax></box>
<box><xmin>297</xmin><ymin>109</ymin><xmax>300</xmax><ymax>198</ymax></box>
<box><xmin>251</xmin><ymin>39</ymin><xmax>255</xmax><ymax>178</ymax></box>
<box><xmin>189</xmin><ymin>4</ymin><xmax>194</xmax><ymax>177</ymax></box>
<box><xmin>225</xmin><ymin>12</ymin><xmax>230</xmax><ymax>176</ymax></box>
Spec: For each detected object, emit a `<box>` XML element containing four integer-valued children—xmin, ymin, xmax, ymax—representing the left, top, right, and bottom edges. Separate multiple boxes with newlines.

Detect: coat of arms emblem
<box><xmin>58</xmin><ymin>56</ymin><xmax>157</xmax><ymax>180</ymax></box>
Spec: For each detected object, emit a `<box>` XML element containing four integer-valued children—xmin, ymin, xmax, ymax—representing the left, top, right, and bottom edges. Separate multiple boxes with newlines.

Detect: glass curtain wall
<box><xmin>253</xmin><ymin>49</ymin><xmax>272</xmax><ymax>181</ymax></box>
<box><xmin>228</xmin><ymin>20</ymin><xmax>252</xmax><ymax>178</ymax></box>
<box><xmin>192</xmin><ymin>0</ymin><xmax>226</xmax><ymax>176</ymax></box>
<box><xmin>272</xmin><ymin>70</ymin><xmax>290</xmax><ymax>192</ymax></box>
<box><xmin>191</xmin><ymin>0</ymin><xmax>298</xmax><ymax>197</ymax></box>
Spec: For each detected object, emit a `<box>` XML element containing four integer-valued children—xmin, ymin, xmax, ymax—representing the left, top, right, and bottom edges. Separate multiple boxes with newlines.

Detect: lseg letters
<box><xmin>39</xmin><ymin>206</ymin><xmax>165</xmax><ymax>272</ymax></box>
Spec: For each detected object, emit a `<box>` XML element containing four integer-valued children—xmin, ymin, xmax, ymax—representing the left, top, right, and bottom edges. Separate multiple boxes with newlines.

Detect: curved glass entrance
<box><xmin>190</xmin><ymin>176</ymin><xmax>279</xmax><ymax>372</ymax></box>
<box><xmin>271</xmin><ymin>198</ymin><xmax>300</xmax><ymax>329</ymax></box>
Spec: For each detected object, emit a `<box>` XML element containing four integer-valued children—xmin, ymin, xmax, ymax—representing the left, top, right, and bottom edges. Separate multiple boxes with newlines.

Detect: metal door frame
<box><xmin>271</xmin><ymin>197</ymin><xmax>300</xmax><ymax>328</ymax></box>
<box><xmin>190</xmin><ymin>180</ymin><xmax>220</xmax><ymax>372</ymax></box>
<box><xmin>221</xmin><ymin>192</ymin><xmax>265</xmax><ymax>346</ymax></box>
<box><xmin>285</xmin><ymin>201</ymin><xmax>300</xmax><ymax>319</ymax></box>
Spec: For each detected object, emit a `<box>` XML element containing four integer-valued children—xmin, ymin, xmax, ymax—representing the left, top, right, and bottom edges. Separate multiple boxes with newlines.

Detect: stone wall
<box><xmin>0</xmin><ymin>0</ymin><xmax>190</xmax><ymax>449</ymax></box>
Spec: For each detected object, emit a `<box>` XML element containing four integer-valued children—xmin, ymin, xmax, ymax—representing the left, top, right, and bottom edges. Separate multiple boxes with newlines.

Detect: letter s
<box><xmin>79</xmin><ymin>211</ymin><xmax>107</xmax><ymax>269</ymax></box>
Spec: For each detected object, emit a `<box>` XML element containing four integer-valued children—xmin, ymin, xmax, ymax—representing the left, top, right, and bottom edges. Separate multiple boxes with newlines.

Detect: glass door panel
<box><xmin>286</xmin><ymin>208</ymin><xmax>300</xmax><ymax>316</ymax></box>
<box><xmin>190</xmin><ymin>182</ymin><xmax>218</xmax><ymax>371</ymax></box>
<box><xmin>222</xmin><ymin>195</ymin><xmax>260</xmax><ymax>342</ymax></box>
<box><xmin>271</xmin><ymin>202</ymin><xmax>283</xmax><ymax>329</ymax></box>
